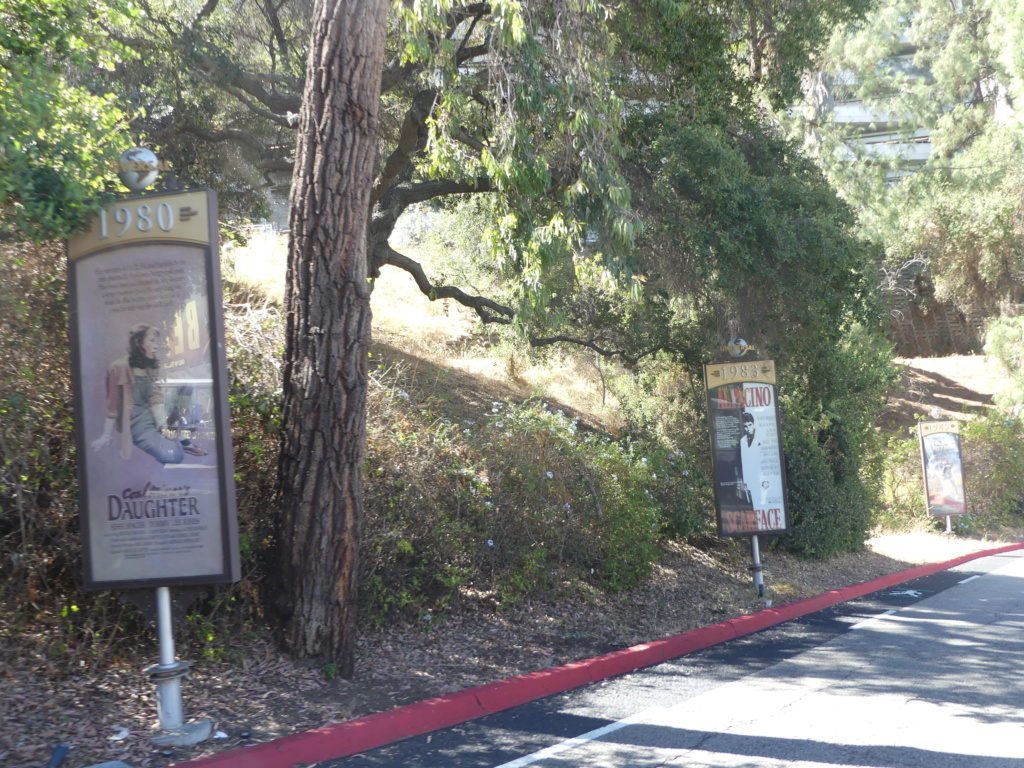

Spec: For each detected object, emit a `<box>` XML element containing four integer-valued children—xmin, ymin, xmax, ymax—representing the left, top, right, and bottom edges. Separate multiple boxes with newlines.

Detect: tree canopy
<box><xmin>3</xmin><ymin>0</ymin><xmax>903</xmax><ymax>663</ymax></box>
<box><xmin>0</xmin><ymin>0</ymin><xmax>126</xmax><ymax>241</ymax></box>
<box><xmin>81</xmin><ymin>0</ymin><xmax>877</xmax><ymax>342</ymax></box>
<box><xmin>788</xmin><ymin>0</ymin><xmax>1024</xmax><ymax>314</ymax></box>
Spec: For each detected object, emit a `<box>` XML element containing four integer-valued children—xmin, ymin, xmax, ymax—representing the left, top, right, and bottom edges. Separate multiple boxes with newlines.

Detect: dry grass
<box><xmin>222</xmin><ymin>230</ymin><xmax>287</xmax><ymax>304</ymax></box>
<box><xmin>226</xmin><ymin>230</ymin><xmax>626</xmax><ymax>430</ymax></box>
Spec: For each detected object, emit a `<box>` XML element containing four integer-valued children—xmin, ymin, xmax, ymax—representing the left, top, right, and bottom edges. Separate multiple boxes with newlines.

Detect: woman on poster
<box><xmin>91</xmin><ymin>323</ymin><xmax>207</xmax><ymax>463</ymax></box>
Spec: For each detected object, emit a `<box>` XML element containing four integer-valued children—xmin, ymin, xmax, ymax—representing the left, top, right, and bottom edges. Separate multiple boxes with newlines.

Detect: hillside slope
<box><xmin>9</xmin><ymin>340</ymin><xmax>1016</xmax><ymax>767</ymax></box>
<box><xmin>6</xmin><ymin>250</ymin><xmax>1017</xmax><ymax>767</ymax></box>
<box><xmin>880</xmin><ymin>354</ymin><xmax>1008</xmax><ymax>432</ymax></box>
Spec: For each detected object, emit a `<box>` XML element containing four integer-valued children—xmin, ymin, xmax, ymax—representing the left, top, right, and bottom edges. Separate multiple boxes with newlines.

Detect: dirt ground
<box><xmin>878</xmin><ymin>354</ymin><xmax>1008</xmax><ymax>431</ymax></box>
<box><xmin>2</xmin><ymin>354</ymin><xmax>1018</xmax><ymax>768</ymax></box>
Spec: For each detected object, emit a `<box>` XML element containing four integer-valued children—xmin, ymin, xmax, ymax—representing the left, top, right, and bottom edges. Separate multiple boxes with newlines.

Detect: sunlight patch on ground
<box><xmin>224</xmin><ymin>230</ymin><xmax>287</xmax><ymax>303</ymax></box>
<box><xmin>867</xmin><ymin>531</ymin><xmax>1012</xmax><ymax>564</ymax></box>
<box><xmin>222</xmin><ymin>229</ymin><xmax>621</xmax><ymax>427</ymax></box>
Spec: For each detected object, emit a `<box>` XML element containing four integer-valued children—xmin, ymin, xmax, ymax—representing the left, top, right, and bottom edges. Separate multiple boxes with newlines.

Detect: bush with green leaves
<box><xmin>959</xmin><ymin>416</ymin><xmax>1024</xmax><ymax>532</ymax></box>
<box><xmin>984</xmin><ymin>316</ymin><xmax>1024</xmax><ymax>413</ymax></box>
<box><xmin>774</xmin><ymin>325</ymin><xmax>898</xmax><ymax>557</ymax></box>
<box><xmin>874</xmin><ymin>431</ymin><xmax>934</xmax><ymax>533</ymax></box>
<box><xmin>360</xmin><ymin>383</ymin><xmax>709</xmax><ymax>623</ymax></box>
<box><xmin>0</xmin><ymin>0</ymin><xmax>129</xmax><ymax>242</ymax></box>
<box><xmin>873</xmin><ymin>414</ymin><xmax>1024</xmax><ymax>537</ymax></box>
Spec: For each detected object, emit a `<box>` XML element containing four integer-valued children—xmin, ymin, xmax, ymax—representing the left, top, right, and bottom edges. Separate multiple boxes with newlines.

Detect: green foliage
<box><xmin>773</xmin><ymin>326</ymin><xmax>897</xmax><ymax>557</ymax></box>
<box><xmin>874</xmin><ymin>432</ymin><xmax>933</xmax><ymax>532</ymax></box>
<box><xmin>777</xmin><ymin>414</ymin><xmax>871</xmax><ymax>557</ymax></box>
<box><xmin>0</xmin><ymin>0</ymin><xmax>127</xmax><ymax>241</ymax></box>
<box><xmin>787</xmin><ymin>0</ymin><xmax>1024</xmax><ymax>314</ymax></box>
<box><xmin>360</xmin><ymin>376</ymin><xmax>708</xmax><ymax>624</ymax></box>
<box><xmin>984</xmin><ymin>316</ymin><xmax>1024</xmax><ymax>411</ymax></box>
<box><xmin>399</xmin><ymin>0</ymin><xmax>638</xmax><ymax>327</ymax></box>
<box><xmin>598</xmin><ymin>0</ymin><xmax>897</xmax><ymax>559</ymax></box>
<box><xmin>960</xmin><ymin>416</ymin><xmax>1024</xmax><ymax>529</ymax></box>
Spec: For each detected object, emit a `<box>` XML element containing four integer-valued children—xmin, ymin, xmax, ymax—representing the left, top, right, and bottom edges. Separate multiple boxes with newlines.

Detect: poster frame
<box><xmin>68</xmin><ymin>188</ymin><xmax>240</xmax><ymax>590</ymax></box>
<box><xmin>917</xmin><ymin>419</ymin><xmax>967</xmax><ymax>518</ymax></box>
<box><xmin>704</xmin><ymin>359</ymin><xmax>790</xmax><ymax>538</ymax></box>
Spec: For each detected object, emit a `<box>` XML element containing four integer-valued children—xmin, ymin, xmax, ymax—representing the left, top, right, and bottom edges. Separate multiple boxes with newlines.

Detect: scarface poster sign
<box><xmin>704</xmin><ymin>360</ymin><xmax>790</xmax><ymax>537</ymax></box>
<box><xmin>67</xmin><ymin>189</ymin><xmax>240</xmax><ymax>590</ymax></box>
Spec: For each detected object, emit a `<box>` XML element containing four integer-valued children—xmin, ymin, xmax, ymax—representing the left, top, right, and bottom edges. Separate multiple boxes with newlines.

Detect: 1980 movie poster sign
<box><xmin>705</xmin><ymin>360</ymin><xmax>789</xmax><ymax>537</ymax></box>
<box><xmin>68</xmin><ymin>189</ymin><xmax>239</xmax><ymax>590</ymax></box>
<box><xmin>918</xmin><ymin>420</ymin><xmax>966</xmax><ymax>517</ymax></box>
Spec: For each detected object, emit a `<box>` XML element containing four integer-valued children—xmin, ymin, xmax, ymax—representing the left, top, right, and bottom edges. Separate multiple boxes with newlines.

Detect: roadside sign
<box><xmin>67</xmin><ymin>189</ymin><xmax>239</xmax><ymax>590</ymax></box>
<box><xmin>705</xmin><ymin>359</ymin><xmax>789</xmax><ymax>537</ymax></box>
<box><xmin>918</xmin><ymin>420</ymin><xmax>966</xmax><ymax>517</ymax></box>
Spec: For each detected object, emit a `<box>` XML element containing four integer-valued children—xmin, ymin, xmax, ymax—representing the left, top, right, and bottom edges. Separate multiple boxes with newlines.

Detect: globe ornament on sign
<box><xmin>726</xmin><ymin>338</ymin><xmax>751</xmax><ymax>358</ymax></box>
<box><xmin>118</xmin><ymin>147</ymin><xmax>160</xmax><ymax>191</ymax></box>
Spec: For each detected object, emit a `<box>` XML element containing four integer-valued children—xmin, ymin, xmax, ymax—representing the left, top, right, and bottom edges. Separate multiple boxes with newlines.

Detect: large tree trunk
<box><xmin>276</xmin><ymin>0</ymin><xmax>387</xmax><ymax>672</ymax></box>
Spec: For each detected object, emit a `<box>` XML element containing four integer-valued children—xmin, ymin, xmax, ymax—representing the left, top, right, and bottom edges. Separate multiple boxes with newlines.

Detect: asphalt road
<box><xmin>322</xmin><ymin>549</ymin><xmax>1024</xmax><ymax>768</ymax></box>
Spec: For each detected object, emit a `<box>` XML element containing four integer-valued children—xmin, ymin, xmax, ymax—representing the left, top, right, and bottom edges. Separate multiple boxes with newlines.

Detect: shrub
<box><xmin>359</xmin><ymin>382</ymin><xmax>708</xmax><ymax>623</ymax></box>
<box><xmin>984</xmin><ymin>316</ymin><xmax>1024</xmax><ymax>412</ymax></box>
<box><xmin>874</xmin><ymin>430</ymin><xmax>934</xmax><ymax>532</ymax></box>
<box><xmin>772</xmin><ymin>325</ymin><xmax>896</xmax><ymax>558</ymax></box>
<box><xmin>960</xmin><ymin>416</ymin><xmax>1024</xmax><ymax>530</ymax></box>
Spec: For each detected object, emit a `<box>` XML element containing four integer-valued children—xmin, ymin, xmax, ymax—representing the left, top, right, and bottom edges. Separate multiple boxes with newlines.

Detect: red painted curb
<box><xmin>173</xmin><ymin>542</ymin><xmax>1024</xmax><ymax>768</ymax></box>
<box><xmin>472</xmin><ymin>661</ymin><xmax>594</xmax><ymax>713</ymax></box>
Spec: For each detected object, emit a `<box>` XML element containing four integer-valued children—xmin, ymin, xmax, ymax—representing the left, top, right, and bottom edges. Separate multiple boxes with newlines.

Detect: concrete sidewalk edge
<box><xmin>173</xmin><ymin>542</ymin><xmax>1024</xmax><ymax>768</ymax></box>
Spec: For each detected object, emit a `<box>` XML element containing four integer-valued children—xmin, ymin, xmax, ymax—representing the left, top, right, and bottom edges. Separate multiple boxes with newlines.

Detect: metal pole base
<box><xmin>151</xmin><ymin>717</ymin><xmax>214</xmax><ymax>747</ymax></box>
<box><xmin>750</xmin><ymin>534</ymin><xmax>765</xmax><ymax>598</ymax></box>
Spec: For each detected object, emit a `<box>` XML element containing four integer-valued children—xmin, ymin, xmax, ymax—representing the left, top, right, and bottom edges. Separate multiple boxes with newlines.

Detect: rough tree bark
<box><xmin>276</xmin><ymin>0</ymin><xmax>387</xmax><ymax>672</ymax></box>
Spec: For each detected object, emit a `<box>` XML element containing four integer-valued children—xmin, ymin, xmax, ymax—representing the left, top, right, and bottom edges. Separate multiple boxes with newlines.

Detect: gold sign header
<box><xmin>704</xmin><ymin>359</ymin><xmax>777</xmax><ymax>391</ymax></box>
<box><xmin>68</xmin><ymin>190</ymin><xmax>210</xmax><ymax>260</ymax></box>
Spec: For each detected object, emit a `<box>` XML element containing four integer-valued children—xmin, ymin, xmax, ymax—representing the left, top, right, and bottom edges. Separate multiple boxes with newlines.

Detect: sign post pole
<box><xmin>750</xmin><ymin>534</ymin><xmax>765</xmax><ymax>598</ymax></box>
<box><xmin>153</xmin><ymin>586</ymin><xmax>184</xmax><ymax>730</ymax></box>
<box><xmin>148</xmin><ymin>586</ymin><xmax>211</xmax><ymax>745</ymax></box>
<box><xmin>67</xmin><ymin>151</ymin><xmax>238</xmax><ymax>746</ymax></box>
<box><xmin>704</xmin><ymin>339</ymin><xmax>789</xmax><ymax>601</ymax></box>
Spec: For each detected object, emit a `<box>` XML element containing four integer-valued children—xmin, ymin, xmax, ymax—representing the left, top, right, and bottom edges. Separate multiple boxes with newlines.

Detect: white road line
<box><xmin>850</xmin><ymin>609</ymin><xmax>898</xmax><ymax>630</ymax></box>
<box><xmin>959</xmin><ymin>574</ymin><xmax>981</xmax><ymax>584</ymax></box>
<box><xmin>491</xmin><ymin>707</ymin><xmax>664</xmax><ymax>768</ymax></box>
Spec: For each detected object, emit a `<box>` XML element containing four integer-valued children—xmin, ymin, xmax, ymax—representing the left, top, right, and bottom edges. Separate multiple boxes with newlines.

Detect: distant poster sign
<box><xmin>918</xmin><ymin>420</ymin><xmax>966</xmax><ymax>517</ymax></box>
<box><xmin>705</xmin><ymin>360</ymin><xmax>789</xmax><ymax>537</ymax></box>
<box><xmin>67</xmin><ymin>189</ymin><xmax>239</xmax><ymax>590</ymax></box>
